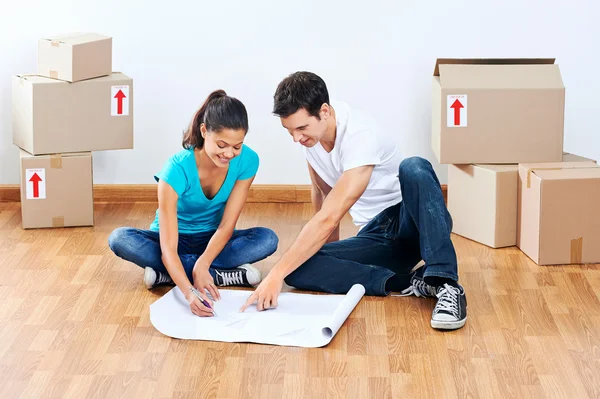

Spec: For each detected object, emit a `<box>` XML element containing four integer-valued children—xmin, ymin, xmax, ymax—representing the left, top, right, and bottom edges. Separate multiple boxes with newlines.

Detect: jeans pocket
<box><xmin>381</xmin><ymin>218</ymin><xmax>395</xmax><ymax>240</ymax></box>
<box><xmin>359</xmin><ymin>213</ymin><xmax>393</xmax><ymax>242</ymax></box>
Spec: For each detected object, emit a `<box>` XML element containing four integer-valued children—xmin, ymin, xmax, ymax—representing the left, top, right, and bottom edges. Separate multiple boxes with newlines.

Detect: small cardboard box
<box><xmin>12</xmin><ymin>72</ymin><xmax>133</xmax><ymax>155</ymax></box>
<box><xmin>432</xmin><ymin>58</ymin><xmax>565</xmax><ymax>164</ymax></box>
<box><xmin>517</xmin><ymin>161</ymin><xmax>600</xmax><ymax>265</ymax></box>
<box><xmin>38</xmin><ymin>33</ymin><xmax>112</xmax><ymax>82</ymax></box>
<box><xmin>20</xmin><ymin>150</ymin><xmax>94</xmax><ymax>229</ymax></box>
<box><xmin>448</xmin><ymin>152</ymin><xmax>595</xmax><ymax>249</ymax></box>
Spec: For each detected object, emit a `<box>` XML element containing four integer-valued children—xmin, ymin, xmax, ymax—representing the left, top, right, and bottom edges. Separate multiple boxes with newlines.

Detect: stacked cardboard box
<box><xmin>12</xmin><ymin>33</ymin><xmax>134</xmax><ymax>229</ymax></box>
<box><xmin>432</xmin><ymin>58</ymin><xmax>599</xmax><ymax>265</ymax></box>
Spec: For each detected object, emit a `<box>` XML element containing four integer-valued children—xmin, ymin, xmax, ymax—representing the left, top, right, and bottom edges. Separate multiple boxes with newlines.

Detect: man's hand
<box><xmin>240</xmin><ymin>272</ymin><xmax>284</xmax><ymax>312</ymax></box>
<box><xmin>192</xmin><ymin>260</ymin><xmax>221</xmax><ymax>301</ymax></box>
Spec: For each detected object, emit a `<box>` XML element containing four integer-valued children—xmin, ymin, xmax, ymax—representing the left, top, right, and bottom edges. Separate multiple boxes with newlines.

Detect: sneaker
<box><xmin>431</xmin><ymin>283</ymin><xmax>467</xmax><ymax>330</ymax></box>
<box><xmin>213</xmin><ymin>264</ymin><xmax>262</xmax><ymax>287</ymax></box>
<box><xmin>398</xmin><ymin>272</ymin><xmax>437</xmax><ymax>298</ymax></box>
<box><xmin>144</xmin><ymin>267</ymin><xmax>174</xmax><ymax>289</ymax></box>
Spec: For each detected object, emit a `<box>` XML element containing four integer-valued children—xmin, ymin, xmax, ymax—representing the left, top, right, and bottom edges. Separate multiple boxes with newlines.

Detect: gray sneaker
<box><xmin>144</xmin><ymin>267</ymin><xmax>175</xmax><ymax>289</ymax></box>
<box><xmin>431</xmin><ymin>283</ymin><xmax>467</xmax><ymax>330</ymax></box>
<box><xmin>213</xmin><ymin>264</ymin><xmax>262</xmax><ymax>287</ymax></box>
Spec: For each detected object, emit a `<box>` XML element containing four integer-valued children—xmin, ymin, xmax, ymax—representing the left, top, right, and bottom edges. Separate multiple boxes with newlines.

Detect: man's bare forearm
<box><xmin>311</xmin><ymin>186</ymin><xmax>323</xmax><ymax>213</ymax></box>
<box><xmin>327</xmin><ymin>223</ymin><xmax>340</xmax><ymax>243</ymax></box>
<box><xmin>268</xmin><ymin>210</ymin><xmax>338</xmax><ymax>279</ymax></box>
<box><xmin>311</xmin><ymin>186</ymin><xmax>339</xmax><ymax>243</ymax></box>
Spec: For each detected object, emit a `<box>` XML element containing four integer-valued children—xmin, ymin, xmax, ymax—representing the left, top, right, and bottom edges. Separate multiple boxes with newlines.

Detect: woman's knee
<box><xmin>108</xmin><ymin>227</ymin><xmax>134</xmax><ymax>255</ymax></box>
<box><xmin>252</xmin><ymin>227</ymin><xmax>279</xmax><ymax>257</ymax></box>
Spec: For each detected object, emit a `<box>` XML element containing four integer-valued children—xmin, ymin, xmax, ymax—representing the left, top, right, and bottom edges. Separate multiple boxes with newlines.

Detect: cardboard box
<box><xmin>12</xmin><ymin>72</ymin><xmax>133</xmax><ymax>155</ymax></box>
<box><xmin>517</xmin><ymin>161</ymin><xmax>600</xmax><ymax>265</ymax></box>
<box><xmin>20</xmin><ymin>150</ymin><xmax>94</xmax><ymax>229</ymax></box>
<box><xmin>448</xmin><ymin>164</ymin><xmax>518</xmax><ymax>248</ymax></box>
<box><xmin>432</xmin><ymin>58</ymin><xmax>565</xmax><ymax>164</ymax></box>
<box><xmin>448</xmin><ymin>152</ymin><xmax>595</xmax><ymax>249</ymax></box>
<box><xmin>38</xmin><ymin>33</ymin><xmax>112</xmax><ymax>82</ymax></box>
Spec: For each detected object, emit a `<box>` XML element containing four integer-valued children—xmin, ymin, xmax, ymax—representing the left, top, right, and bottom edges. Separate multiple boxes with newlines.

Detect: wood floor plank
<box><xmin>0</xmin><ymin>201</ymin><xmax>599</xmax><ymax>398</ymax></box>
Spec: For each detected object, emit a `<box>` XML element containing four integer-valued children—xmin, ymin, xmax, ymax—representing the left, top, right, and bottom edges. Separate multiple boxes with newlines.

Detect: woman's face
<box><xmin>201</xmin><ymin>125</ymin><xmax>245</xmax><ymax>168</ymax></box>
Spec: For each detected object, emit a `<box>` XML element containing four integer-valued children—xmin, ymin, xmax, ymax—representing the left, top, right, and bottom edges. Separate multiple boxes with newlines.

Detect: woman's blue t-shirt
<box><xmin>149</xmin><ymin>144</ymin><xmax>259</xmax><ymax>234</ymax></box>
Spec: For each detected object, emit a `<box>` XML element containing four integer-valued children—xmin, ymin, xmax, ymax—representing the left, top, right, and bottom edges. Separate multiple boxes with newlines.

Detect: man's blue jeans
<box><xmin>285</xmin><ymin>156</ymin><xmax>458</xmax><ymax>296</ymax></box>
<box><xmin>108</xmin><ymin>227</ymin><xmax>279</xmax><ymax>282</ymax></box>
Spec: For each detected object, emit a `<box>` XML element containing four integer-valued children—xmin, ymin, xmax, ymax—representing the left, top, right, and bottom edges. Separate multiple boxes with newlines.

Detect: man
<box><xmin>240</xmin><ymin>71</ymin><xmax>467</xmax><ymax>330</ymax></box>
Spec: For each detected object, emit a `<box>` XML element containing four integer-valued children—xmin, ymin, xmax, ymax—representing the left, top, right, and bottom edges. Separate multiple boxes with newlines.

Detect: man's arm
<box><xmin>307</xmin><ymin>162</ymin><xmax>339</xmax><ymax>243</ymax></box>
<box><xmin>240</xmin><ymin>164</ymin><xmax>374</xmax><ymax>311</ymax></box>
<box><xmin>274</xmin><ymin>164</ymin><xmax>374</xmax><ymax>278</ymax></box>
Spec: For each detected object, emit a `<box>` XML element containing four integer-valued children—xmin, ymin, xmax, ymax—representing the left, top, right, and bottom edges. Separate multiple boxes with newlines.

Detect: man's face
<box><xmin>280</xmin><ymin>106</ymin><xmax>328</xmax><ymax>148</ymax></box>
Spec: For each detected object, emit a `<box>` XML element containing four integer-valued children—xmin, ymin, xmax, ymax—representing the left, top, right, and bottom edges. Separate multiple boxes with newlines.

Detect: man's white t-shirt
<box><xmin>303</xmin><ymin>100</ymin><xmax>404</xmax><ymax>229</ymax></box>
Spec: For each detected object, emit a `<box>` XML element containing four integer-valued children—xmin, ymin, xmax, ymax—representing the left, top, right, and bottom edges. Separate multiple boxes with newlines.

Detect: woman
<box><xmin>108</xmin><ymin>90</ymin><xmax>279</xmax><ymax>317</ymax></box>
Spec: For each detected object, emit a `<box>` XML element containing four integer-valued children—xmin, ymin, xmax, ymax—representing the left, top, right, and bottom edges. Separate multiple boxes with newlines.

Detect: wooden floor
<box><xmin>1</xmin><ymin>201</ymin><xmax>600</xmax><ymax>398</ymax></box>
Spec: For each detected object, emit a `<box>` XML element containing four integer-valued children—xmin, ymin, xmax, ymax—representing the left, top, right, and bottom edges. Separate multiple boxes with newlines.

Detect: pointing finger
<box><xmin>239</xmin><ymin>292</ymin><xmax>257</xmax><ymax>312</ymax></box>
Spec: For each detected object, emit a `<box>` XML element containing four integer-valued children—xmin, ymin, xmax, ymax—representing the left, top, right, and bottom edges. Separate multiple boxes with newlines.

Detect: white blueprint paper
<box><xmin>150</xmin><ymin>284</ymin><xmax>365</xmax><ymax>347</ymax></box>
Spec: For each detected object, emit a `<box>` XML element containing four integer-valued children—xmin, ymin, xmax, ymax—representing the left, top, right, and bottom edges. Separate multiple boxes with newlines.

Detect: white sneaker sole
<box><xmin>143</xmin><ymin>267</ymin><xmax>156</xmax><ymax>289</ymax></box>
<box><xmin>238</xmin><ymin>264</ymin><xmax>262</xmax><ymax>287</ymax></box>
<box><xmin>431</xmin><ymin>316</ymin><xmax>467</xmax><ymax>330</ymax></box>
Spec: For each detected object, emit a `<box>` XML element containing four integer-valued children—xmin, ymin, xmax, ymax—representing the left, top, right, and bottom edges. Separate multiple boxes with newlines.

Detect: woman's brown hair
<box><xmin>182</xmin><ymin>90</ymin><xmax>249</xmax><ymax>149</ymax></box>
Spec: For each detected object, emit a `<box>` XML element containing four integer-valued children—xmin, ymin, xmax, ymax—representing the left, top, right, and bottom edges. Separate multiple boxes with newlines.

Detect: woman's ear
<box><xmin>200</xmin><ymin>123</ymin><xmax>207</xmax><ymax>139</ymax></box>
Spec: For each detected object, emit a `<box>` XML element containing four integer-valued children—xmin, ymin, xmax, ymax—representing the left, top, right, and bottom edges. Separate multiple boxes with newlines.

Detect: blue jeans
<box><xmin>285</xmin><ymin>156</ymin><xmax>458</xmax><ymax>296</ymax></box>
<box><xmin>108</xmin><ymin>227</ymin><xmax>279</xmax><ymax>282</ymax></box>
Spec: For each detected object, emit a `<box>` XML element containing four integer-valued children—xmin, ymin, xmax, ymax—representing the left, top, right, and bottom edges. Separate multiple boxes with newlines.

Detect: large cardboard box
<box><xmin>432</xmin><ymin>58</ymin><xmax>565</xmax><ymax>164</ymax></box>
<box><xmin>449</xmin><ymin>152</ymin><xmax>595</xmax><ymax>249</ymax></box>
<box><xmin>517</xmin><ymin>161</ymin><xmax>600</xmax><ymax>265</ymax></box>
<box><xmin>38</xmin><ymin>33</ymin><xmax>112</xmax><ymax>82</ymax></box>
<box><xmin>20</xmin><ymin>150</ymin><xmax>94</xmax><ymax>229</ymax></box>
<box><xmin>12</xmin><ymin>72</ymin><xmax>133</xmax><ymax>155</ymax></box>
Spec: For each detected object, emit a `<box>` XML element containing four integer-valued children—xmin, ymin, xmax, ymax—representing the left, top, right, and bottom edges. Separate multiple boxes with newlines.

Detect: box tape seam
<box><xmin>52</xmin><ymin>216</ymin><xmax>64</xmax><ymax>228</ymax></box>
<box><xmin>50</xmin><ymin>154</ymin><xmax>62</xmax><ymax>169</ymax></box>
<box><xmin>570</xmin><ymin>237</ymin><xmax>583</xmax><ymax>264</ymax></box>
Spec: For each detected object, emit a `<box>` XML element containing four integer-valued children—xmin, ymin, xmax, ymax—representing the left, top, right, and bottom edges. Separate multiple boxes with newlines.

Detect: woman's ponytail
<box><xmin>182</xmin><ymin>89</ymin><xmax>248</xmax><ymax>149</ymax></box>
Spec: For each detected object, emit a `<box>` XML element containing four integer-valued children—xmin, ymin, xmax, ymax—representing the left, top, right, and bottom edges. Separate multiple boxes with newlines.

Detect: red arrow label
<box><xmin>29</xmin><ymin>172</ymin><xmax>42</xmax><ymax>198</ymax></box>
<box><xmin>450</xmin><ymin>99</ymin><xmax>464</xmax><ymax>126</ymax></box>
<box><xmin>114</xmin><ymin>89</ymin><xmax>126</xmax><ymax>115</ymax></box>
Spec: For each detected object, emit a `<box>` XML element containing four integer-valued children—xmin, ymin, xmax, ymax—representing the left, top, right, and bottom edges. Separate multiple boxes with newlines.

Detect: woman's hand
<box><xmin>192</xmin><ymin>259</ymin><xmax>221</xmax><ymax>301</ymax></box>
<box><xmin>186</xmin><ymin>290</ymin><xmax>215</xmax><ymax>317</ymax></box>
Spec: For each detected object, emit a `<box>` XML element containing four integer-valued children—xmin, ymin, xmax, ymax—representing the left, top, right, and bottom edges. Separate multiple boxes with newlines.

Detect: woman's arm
<box><xmin>196</xmin><ymin>176</ymin><xmax>255</xmax><ymax>268</ymax></box>
<box><xmin>157</xmin><ymin>180</ymin><xmax>213</xmax><ymax>316</ymax></box>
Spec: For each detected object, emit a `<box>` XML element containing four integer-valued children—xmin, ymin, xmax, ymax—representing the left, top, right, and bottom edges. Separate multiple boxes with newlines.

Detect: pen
<box><xmin>189</xmin><ymin>286</ymin><xmax>217</xmax><ymax>316</ymax></box>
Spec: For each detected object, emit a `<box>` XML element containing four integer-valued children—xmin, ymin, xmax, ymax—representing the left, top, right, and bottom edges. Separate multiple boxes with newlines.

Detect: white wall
<box><xmin>1</xmin><ymin>0</ymin><xmax>598</xmax><ymax>185</ymax></box>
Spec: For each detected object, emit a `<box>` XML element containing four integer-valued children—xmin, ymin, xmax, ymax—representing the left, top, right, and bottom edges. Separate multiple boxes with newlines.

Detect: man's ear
<box><xmin>320</xmin><ymin>103</ymin><xmax>330</xmax><ymax>118</ymax></box>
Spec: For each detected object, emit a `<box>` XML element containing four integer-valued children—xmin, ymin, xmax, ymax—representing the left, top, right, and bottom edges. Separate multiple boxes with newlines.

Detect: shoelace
<box><xmin>400</xmin><ymin>277</ymin><xmax>436</xmax><ymax>297</ymax></box>
<box><xmin>156</xmin><ymin>271</ymin><xmax>173</xmax><ymax>285</ymax></box>
<box><xmin>433</xmin><ymin>284</ymin><xmax>460</xmax><ymax>316</ymax></box>
<box><xmin>217</xmin><ymin>270</ymin><xmax>244</xmax><ymax>286</ymax></box>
